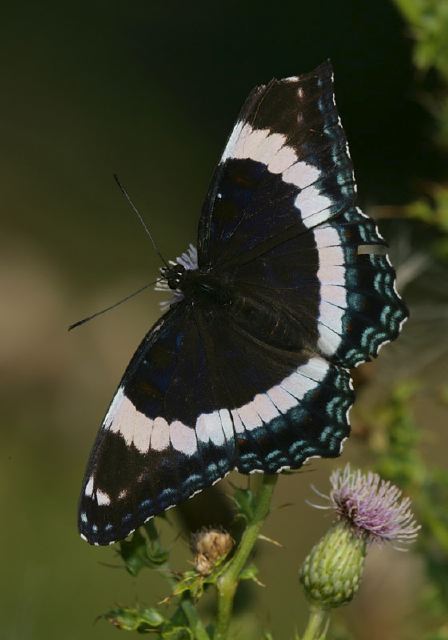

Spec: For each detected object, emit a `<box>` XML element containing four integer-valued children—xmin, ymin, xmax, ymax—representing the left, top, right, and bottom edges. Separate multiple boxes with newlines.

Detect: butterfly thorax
<box><xmin>161</xmin><ymin>263</ymin><xmax>232</xmax><ymax>305</ymax></box>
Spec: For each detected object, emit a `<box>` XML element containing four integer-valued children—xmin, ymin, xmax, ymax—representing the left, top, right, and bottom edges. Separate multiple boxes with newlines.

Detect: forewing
<box><xmin>198</xmin><ymin>61</ymin><xmax>407</xmax><ymax>367</ymax></box>
<box><xmin>79</xmin><ymin>303</ymin><xmax>235</xmax><ymax>545</ymax></box>
<box><xmin>198</xmin><ymin>61</ymin><xmax>354</xmax><ymax>268</ymax></box>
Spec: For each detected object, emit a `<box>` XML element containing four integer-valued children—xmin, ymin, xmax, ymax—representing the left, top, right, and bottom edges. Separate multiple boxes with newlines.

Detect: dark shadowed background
<box><xmin>2</xmin><ymin>1</ymin><xmax>447</xmax><ymax>639</ymax></box>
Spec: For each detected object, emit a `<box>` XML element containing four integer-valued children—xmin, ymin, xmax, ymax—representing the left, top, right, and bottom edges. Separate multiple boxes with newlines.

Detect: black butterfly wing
<box><xmin>79</xmin><ymin>298</ymin><xmax>353</xmax><ymax>545</ymax></box>
<box><xmin>79</xmin><ymin>302</ymin><xmax>235</xmax><ymax>545</ymax></box>
<box><xmin>198</xmin><ymin>60</ymin><xmax>407</xmax><ymax>367</ymax></box>
<box><xmin>198</xmin><ymin>61</ymin><xmax>353</xmax><ymax>268</ymax></box>
<box><xmin>202</xmin><ymin>305</ymin><xmax>353</xmax><ymax>475</ymax></box>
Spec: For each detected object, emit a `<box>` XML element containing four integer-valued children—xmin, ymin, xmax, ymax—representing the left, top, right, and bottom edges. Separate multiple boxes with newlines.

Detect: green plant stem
<box><xmin>179</xmin><ymin>596</ymin><xmax>211</xmax><ymax>640</ymax></box>
<box><xmin>214</xmin><ymin>474</ymin><xmax>278</xmax><ymax>640</ymax></box>
<box><xmin>300</xmin><ymin>606</ymin><xmax>329</xmax><ymax>640</ymax></box>
<box><xmin>157</xmin><ymin>561</ymin><xmax>210</xmax><ymax>640</ymax></box>
<box><xmin>145</xmin><ymin>521</ymin><xmax>209</xmax><ymax>640</ymax></box>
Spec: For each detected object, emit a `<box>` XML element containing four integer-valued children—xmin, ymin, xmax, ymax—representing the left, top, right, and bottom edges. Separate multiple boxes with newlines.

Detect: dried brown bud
<box><xmin>191</xmin><ymin>527</ymin><xmax>234</xmax><ymax>576</ymax></box>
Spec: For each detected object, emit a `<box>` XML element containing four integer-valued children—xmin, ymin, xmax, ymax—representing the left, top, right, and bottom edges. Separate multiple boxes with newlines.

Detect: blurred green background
<box><xmin>2</xmin><ymin>1</ymin><xmax>448</xmax><ymax>639</ymax></box>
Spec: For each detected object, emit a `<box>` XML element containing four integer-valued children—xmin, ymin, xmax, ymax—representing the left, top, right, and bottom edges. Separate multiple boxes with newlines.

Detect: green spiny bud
<box><xmin>103</xmin><ymin>606</ymin><xmax>165</xmax><ymax>631</ymax></box>
<box><xmin>299</xmin><ymin>521</ymin><xmax>367</xmax><ymax>608</ymax></box>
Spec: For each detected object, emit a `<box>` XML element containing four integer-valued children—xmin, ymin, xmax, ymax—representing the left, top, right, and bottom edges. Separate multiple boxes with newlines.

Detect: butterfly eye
<box><xmin>163</xmin><ymin>263</ymin><xmax>186</xmax><ymax>290</ymax></box>
<box><xmin>160</xmin><ymin>264</ymin><xmax>185</xmax><ymax>285</ymax></box>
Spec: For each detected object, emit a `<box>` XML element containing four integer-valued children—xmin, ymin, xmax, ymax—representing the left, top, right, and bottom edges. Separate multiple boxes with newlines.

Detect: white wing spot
<box><xmin>96</xmin><ymin>489</ymin><xmax>111</xmax><ymax>506</ymax></box>
<box><xmin>170</xmin><ymin>420</ymin><xmax>197</xmax><ymax>455</ymax></box>
<box><xmin>85</xmin><ymin>476</ymin><xmax>94</xmax><ymax>497</ymax></box>
<box><xmin>267</xmin><ymin>386</ymin><xmax>298</xmax><ymax>413</ymax></box>
<box><xmin>151</xmin><ymin>417</ymin><xmax>170</xmax><ymax>451</ymax></box>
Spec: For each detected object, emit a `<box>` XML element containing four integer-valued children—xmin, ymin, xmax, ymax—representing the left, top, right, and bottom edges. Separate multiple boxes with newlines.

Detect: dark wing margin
<box><xmin>314</xmin><ymin>206</ymin><xmax>408</xmax><ymax>367</ymax></box>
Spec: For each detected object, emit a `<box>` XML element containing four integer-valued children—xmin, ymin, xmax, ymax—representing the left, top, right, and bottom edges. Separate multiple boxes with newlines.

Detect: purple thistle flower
<box><xmin>311</xmin><ymin>464</ymin><xmax>420</xmax><ymax>547</ymax></box>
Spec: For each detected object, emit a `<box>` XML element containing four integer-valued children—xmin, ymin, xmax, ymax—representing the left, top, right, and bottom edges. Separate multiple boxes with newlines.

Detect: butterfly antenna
<box><xmin>113</xmin><ymin>174</ymin><xmax>170</xmax><ymax>268</ymax></box>
<box><xmin>68</xmin><ymin>279</ymin><xmax>161</xmax><ymax>331</ymax></box>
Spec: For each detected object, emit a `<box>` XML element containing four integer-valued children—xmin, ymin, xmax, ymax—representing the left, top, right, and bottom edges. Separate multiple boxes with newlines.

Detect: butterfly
<box><xmin>79</xmin><ymin>61</ymin><xmax>407</xmax><ymax>545</ymax></box>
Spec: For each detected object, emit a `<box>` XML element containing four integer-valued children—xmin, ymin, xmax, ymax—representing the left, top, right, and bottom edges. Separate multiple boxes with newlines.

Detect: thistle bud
<box><xmin>300</xmin><ymin>521</ymin><xmax>366</xmax><ymax>608</ymax></box>
<box><xmin>191</xmin><ymin>527</ymin><xmax>234</xmax><ymax>576</ymax></box>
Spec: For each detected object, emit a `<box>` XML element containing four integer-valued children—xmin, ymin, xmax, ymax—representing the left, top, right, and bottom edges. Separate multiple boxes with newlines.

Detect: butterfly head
<box><xmin>160</xmin><ymin>261</ymin><xmax>232</xmax><ymax>306</ymax></box>
<box><xmin>160</xmin><ymin>263</ymin><xmax>186</xmax><ymax>291</ymax></box>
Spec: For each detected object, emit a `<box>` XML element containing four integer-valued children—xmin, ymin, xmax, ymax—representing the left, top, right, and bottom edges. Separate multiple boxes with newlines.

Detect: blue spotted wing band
<box><xmin>79</xmin><ymin>61</ymin><xmax>407</xmax><ymax>545</ymax></box>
